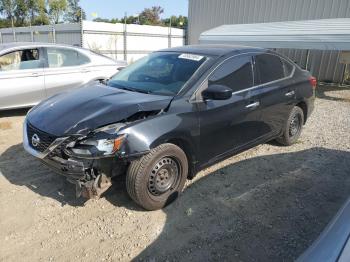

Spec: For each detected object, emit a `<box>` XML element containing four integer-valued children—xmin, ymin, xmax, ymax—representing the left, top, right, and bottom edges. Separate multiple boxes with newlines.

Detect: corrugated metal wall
<box><xmin>188</xmin><ymin>0</ymin><xmax>350</xmax><ymax>83</ymax></box>
<box><xmin>0</xmin><ymin>23</ymin><xmax>82</xmax><ymax>46</ymax></box>
<box><xmin>0</xmin><ymin>22</ymin><xmax>185</xmax><ymax>64</ymax></box>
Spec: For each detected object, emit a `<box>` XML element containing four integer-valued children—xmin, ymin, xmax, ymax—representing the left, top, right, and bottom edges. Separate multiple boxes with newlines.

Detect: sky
<box><xmin>80</xmin><ymin>0</ymin><xmax>188</xmax><ymax>20</ymax></box>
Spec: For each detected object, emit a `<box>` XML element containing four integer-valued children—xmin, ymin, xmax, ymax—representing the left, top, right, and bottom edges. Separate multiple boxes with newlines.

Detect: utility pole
<box><xmin>11</xmin><ymin>16</ymin><xmax>16</xmax><ymax>41</ymax></box>
<box><xmin>123</xmin><ymin>12</ymin><xmax>127</xmax><ymax>61</ymax></box>
<box><xmin>168</xmin><ymin>16</ymin><xmax>172</xmax><ymax>48</ymax></box>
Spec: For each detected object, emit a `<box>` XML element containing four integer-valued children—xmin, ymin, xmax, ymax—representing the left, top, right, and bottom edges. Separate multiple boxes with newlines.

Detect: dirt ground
<box><xmin>0</xmin><ymin>85</ymin><xmax>350</xmax><ymax>262</ymax></box>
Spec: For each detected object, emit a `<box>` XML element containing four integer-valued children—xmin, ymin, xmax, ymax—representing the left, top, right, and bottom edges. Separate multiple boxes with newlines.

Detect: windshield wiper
<box><xmin>117</xmin><ymin>86</ymin><xmax>152</xmax><ymax>94</ymax></box>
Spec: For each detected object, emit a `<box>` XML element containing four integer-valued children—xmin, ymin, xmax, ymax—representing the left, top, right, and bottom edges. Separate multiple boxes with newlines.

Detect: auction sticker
<box><xmin>179</xmin><ymin>53</ymin><xmax>204</xmax><ymax>61</ymax></box>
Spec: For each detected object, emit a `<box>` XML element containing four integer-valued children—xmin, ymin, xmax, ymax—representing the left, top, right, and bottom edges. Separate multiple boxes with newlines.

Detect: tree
<box><xmin>13</xmin><ymin>0</ymin><xmax>28</xmax><ymax>25</ymax></box>
<box><xmin>163</xmin><ymin>15</ymin><xmax>188</xmax><ymax>28</ymax></box>
<box><xmin>93</xmin><ymin>17</ymin><xmax>112</xmax><ymax>23</ymax></box>
<box><xmin>25</xmin><ymin>0</ymin><xmax>49</xmax><ymax>25</ymax></box>
<box><xmin>48</xmin><ymin>0</ymin><xmax>67</xmax><ymax>24</ymax></box>
<box><xmin>65</xmin><ymin>0</ymin><xmax>85</xmax><ymax>23</ymax></box>
<box><xmin>139</xmin><ymin>6</ymin><xmax>164</xmax><ymax>25</ymax></box>
<box><xmin>0</xmin><ymin>0</ymin><xmax>17</xmax><ymax>27</ymax></box>
<box><xmin>33</xmin><ymin>0</ymin><xmax>49</xmax><ymax>25</ymax></box>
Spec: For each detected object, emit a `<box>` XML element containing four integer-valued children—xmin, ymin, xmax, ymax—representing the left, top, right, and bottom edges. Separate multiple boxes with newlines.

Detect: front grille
<box><xmin>27</xmin><ymin>123</ymin><xmax>57</xmax><ymax>153</ymax></box>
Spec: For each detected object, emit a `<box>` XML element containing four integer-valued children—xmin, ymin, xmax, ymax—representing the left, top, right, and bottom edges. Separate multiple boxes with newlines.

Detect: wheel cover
<box><xmin>289</xmin><ymin>113</ymin><xmax>301</xmax><ymax>137</ymax></box>
<box><xmin>148</xmin><ymin>157</ymin><xmax>179</xmax><ymax>196</ymax></box>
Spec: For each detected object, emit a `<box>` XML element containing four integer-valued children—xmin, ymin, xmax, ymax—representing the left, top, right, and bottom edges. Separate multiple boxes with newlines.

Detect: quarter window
<box><xmin>209</xmin><ymin>55</ymin><xmax>253</xmax><ymax>92</ymax></box>
<box><xmin>255</xmin><ymin>54</ymin><xmax>284</xmax><ymax>84</ymax></box>
<box><xmin>282</xmin><ymin>59</ymin><xmax>294</xmax><ymax>77</ymax></box>
<box><xmin>0</xmin><ymin>49</ymin><xmax>41</xmax><ymax>71</ymax></box>
<box><xmin>47</xmin><ymin>48</ymin><xmax>90</xmax><ymax>68</ymax></box>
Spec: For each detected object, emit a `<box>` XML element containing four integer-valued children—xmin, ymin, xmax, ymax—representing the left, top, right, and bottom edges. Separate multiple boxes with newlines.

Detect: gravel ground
<box><xmin>0</xmin><ymin>85</ymin><xmax>349</xmax><ymax>262</ymax></box>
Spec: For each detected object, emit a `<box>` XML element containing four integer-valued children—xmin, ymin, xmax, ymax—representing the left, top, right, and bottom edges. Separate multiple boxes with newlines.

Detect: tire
<box><xmin>126</xmin><ymin>143</ymin><xmax>188</xmax><ymax>210</ymax></box>
<box><xmin>276</xmin><ymin>106</ymin><xmax>304</xmax><ymax>146</ymax></box>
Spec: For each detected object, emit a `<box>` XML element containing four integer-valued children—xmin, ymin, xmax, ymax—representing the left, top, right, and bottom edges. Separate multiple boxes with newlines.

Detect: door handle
<box><xmin>31</xmin><ymin>72</ymin><xmax>40</xmax><ymax>77</ymax></box>
<box><xmin>285</xmin><ymin>91</ymin><xmax>295</xmax><ymax>97</ymax></box>
<box><xmin>246</xmin><ymin>101</ymin><xmax>260</xmax><ymax>109</ymax></box>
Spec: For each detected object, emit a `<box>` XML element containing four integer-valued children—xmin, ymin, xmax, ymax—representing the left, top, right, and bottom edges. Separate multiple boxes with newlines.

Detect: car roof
<box><xmin>158</xmin><ymin>44</ymin><xmax>265</xmax><ymax>56</ymax></box>
<box><xmin>0</xmin><ymin>42</ymin><xmax>83</xmax><ymax>52</ymax></box>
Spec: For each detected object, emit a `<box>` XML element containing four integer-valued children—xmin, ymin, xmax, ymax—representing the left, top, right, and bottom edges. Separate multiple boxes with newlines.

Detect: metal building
<box><xmin>188</xmin><ymin>0</ymin><xmax>350</xmax><ymax>83</ymax></box>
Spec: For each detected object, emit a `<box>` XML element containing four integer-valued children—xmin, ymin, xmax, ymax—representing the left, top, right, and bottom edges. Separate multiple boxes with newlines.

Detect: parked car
<box><xmin>0</xmin><ymin>42</ymin><xmax>127</xmax><ymax>110</ymax></box>
<box><xmin>297</xmin><ymin>197</ymin><xmax>350</xmax><ymax>262</ymax></box>
<box><xmin>23</xmin><ymin>45</ymin><xmax>316</xmax><ymax>210</ymax></box>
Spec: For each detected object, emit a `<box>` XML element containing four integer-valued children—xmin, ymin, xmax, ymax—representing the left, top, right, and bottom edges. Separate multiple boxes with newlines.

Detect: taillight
<box><xmin>309</xmin><ymin>76</ymin><xmax>317</xmax><ymax>89</ymax></box>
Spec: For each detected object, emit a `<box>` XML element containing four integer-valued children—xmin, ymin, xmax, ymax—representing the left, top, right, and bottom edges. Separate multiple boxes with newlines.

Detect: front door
<box><xmin>198</xmin><ymin>54</ymin><xmax>266</xmax><ymax>166</ymax></box>
<box><xmin>0</xmin><ymin>48</ymin><xmax>45</xmax><ymax>109</ymax></box>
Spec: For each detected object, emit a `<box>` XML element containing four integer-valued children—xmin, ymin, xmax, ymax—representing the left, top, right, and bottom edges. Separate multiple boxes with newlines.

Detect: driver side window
<box><xmin>0</xmin><ymin>49</ymin><xmax>41</xmax><ymax>71</ymax></box>
<box><xmin>209</xmin><ymin>55</ymin><xmax>253</xmax><ymax>92</ymax></box>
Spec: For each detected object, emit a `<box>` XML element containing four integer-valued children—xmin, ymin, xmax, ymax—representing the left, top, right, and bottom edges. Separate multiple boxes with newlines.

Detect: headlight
<box><xmin>67</xmin><ymin>123</ymin><xmax>126</xmax><ymax>158</ymax></box>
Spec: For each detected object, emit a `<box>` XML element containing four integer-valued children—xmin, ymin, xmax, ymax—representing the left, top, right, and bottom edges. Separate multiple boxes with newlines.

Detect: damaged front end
<box><xmin>23</xmin><ymin>110</ymin><xmax>162</xmax><ymax>200</ymax></box>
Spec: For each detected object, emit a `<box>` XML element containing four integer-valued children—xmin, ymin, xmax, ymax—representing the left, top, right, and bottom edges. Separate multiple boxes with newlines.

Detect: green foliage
<box><xmin>139</xmin><ymin>6</ymin><xmax>164</xmax><ymax>25</ymax></box>
<box><xmin>0</xmin><ymin>0</ymin><xmax>84</xmax><ymax>28</ymax></box>
<box><xmin>65</xmin><ymin>0</ymin><xmax>85</xmax><ymax>23</ymax></box>
<box><xmin>0</xmin><ymin>3</ymin><xmax>186</xmax><ymax>29</ymax></box>
<box><xmin>48</xmin><ymin>0</ymin><xmax>67</xmax><ymax>24</ymax></box>
<box><xmin>163</xmin><ymin>15</ymin><xmax>188</xmax><ymax>28</ymax></box>
<box><xmin>0</xmin><ymin>0</ymin><xmax>16</xmax><ymax>20</ymax></box>
<box><xmin>0</xmin><ymin>17</ymin><xmax>10</xmax><ymax>27</ymax></box>
<box><xmin>93</xmin><ymin>6</ymin><xmax>187</xmax><ymax>29</ymax></box>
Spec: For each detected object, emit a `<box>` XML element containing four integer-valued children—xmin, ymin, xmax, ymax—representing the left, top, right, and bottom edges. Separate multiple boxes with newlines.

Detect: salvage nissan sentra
<box><xmin>23</xmin><ymin>45</ymin><xmax>315</xmax><ymax>210</ymax></box>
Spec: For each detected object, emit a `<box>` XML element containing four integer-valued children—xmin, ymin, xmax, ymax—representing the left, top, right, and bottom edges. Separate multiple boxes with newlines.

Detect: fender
<box><xmin>118</xmin><ymin>99</ymin><xmax>200</xmax><ymax>167</ymax></box>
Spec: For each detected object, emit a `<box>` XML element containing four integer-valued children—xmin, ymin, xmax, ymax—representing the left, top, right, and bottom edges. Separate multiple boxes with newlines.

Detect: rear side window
<box><xmin>282</xmin><ymin>59</ymin><xmax>294</xmax><ymax>77</ymax></box>
<box><xmin>46</xmin><ymin>48</ymin><xmax>90</xmax><ymax>68</ymax></box>
<box><xmin>0</xmin><ymin>49</ymin><xmax>41</xmax><ymax>71</ymax></box>
<box><xmin>255</xmin><ymin>54</ymin><xmax>284</xmax><ymax>84</ymax></box>
<box><xmin>209</xmin><ymin>55</ymin><xmax>253</xmax><ymax>92</ymax></box>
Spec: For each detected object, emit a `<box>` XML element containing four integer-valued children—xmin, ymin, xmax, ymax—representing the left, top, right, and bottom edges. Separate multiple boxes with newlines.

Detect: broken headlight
<box><xmin>67</xmin><ymin>123</ymin><xmax>126</xmax><ymax>158</ymax></box>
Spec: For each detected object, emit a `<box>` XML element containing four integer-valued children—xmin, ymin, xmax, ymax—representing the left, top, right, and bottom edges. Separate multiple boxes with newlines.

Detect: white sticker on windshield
<box><xmin>179</xmin><ymin>53</ymin><xmax>204</xmax><ymax>61</ymax></box>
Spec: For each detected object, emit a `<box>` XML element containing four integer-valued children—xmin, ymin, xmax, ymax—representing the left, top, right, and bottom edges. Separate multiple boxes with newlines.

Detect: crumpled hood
<box><xmin>27</xmin><ymin>83</ymin><xmax>173</xmax><ymax>136</ymax></box>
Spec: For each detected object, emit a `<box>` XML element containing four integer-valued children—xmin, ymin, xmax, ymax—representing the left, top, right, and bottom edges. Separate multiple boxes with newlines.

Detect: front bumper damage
<box><xmin>41</xmin><ymin>156</ymin><xmax>113</xmax><ymax>199</ymax></box>
<box><xmin>23</xmin><ymin>120</ymin><xmax>119</xmax><ymax>199</ymax></box>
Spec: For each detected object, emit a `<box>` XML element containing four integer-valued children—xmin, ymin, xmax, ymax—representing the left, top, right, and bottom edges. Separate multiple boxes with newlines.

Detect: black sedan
<box><xmin>23</xmin><ymin>45</ymin><xmax>316</xmax><ymax>210</ymax></box>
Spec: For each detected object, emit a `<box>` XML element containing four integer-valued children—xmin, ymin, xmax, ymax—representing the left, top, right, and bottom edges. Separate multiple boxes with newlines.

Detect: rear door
<box><xmin>254</xmin><ymin>53</ymin><xmax>297</xmax><ymax>137</ymax></box>
<box><xmin>43</xmin><ymin>47</ymin><xmax>91</xmax><ymax>98</ymax></box>
<box><xmin>198</xmin><ymin>54</ymin><xmax>267</xmax><ymax>165</ymax></box>
<box><xmin>0</xmin><ymin>48</ymin><xmax>45</xmax><ymax>109</ymax></box>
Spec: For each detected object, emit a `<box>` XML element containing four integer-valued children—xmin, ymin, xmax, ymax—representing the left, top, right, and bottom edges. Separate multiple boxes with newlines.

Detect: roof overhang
<box><xmin>199</xmin><ymin>18</ymin><xmax>350</xmax><ymax>51</ymax></box>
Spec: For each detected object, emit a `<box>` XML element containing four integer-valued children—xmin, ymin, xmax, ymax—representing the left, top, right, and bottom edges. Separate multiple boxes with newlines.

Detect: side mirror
<box><xmin>202</xmin><ymin>84</ymin><xmax>232</xmax><ymax>101</ymax></box>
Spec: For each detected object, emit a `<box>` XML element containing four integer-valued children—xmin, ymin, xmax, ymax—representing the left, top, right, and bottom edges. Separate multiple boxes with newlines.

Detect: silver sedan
<box><xmin>0</xmin><ymin>42</ymin><xmax>127</xmax><ymax>110</ymax></box>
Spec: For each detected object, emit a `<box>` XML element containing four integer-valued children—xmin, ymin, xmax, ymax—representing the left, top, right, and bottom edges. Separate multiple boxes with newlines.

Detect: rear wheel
<box><xmin>276</xmin><ymin>106</ymin><xmax>304</xmax><ymax>146</ymax></box>
<box><xmin>126</xmin><ymin>143</ymin><xmax>188</xmax><ymax>210</ymax></box>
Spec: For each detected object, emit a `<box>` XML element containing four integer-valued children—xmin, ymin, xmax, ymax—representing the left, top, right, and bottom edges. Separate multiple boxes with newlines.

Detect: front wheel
<box><xmin>276</xmin><ymin>106</ymin><xmax>304</xmax><ymax>146</ymax></box>
<box><xmin>126</xmin><ymin>143</ymin><xmax>188</xmax><ymax>210</ymax></box>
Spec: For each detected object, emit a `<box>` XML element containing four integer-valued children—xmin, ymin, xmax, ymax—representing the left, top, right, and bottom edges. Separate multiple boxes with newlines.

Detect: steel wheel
<box><xmin>148</xmin><ymin>157</ymin><xmax>180</xmax><ymax>196</ymax></box>
<box><xmin>276</xmin><ymin>106</ymin><xmax>304</xmax><ymax>146</ymax></box>
<box><xmin>126</xmin><ymin>143</ymin><xmax>188</xmax><ymax>210</ymax></box>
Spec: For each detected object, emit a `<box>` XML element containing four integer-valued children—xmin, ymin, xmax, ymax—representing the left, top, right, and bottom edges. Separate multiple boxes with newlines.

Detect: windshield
<box><xmin>108</xmin><ymin>52</ymin><xmax>207</xmax><ymax>96</ymax></box>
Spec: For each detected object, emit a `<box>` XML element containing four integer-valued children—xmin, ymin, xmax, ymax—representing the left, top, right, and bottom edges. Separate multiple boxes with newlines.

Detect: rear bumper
<box><xmin>305</xmin><ymin>96</ymin><xmax>315</xmax><ymax>122</ymax></box>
